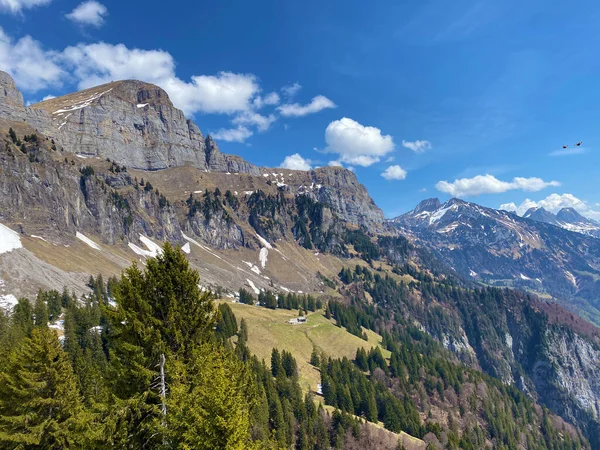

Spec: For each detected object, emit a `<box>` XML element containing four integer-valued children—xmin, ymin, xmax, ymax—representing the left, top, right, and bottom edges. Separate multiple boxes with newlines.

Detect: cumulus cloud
<box><xmin>499</xmin><ymin>199</ymin><xmax>539</xmax><ymax>215</ymax></box>
<box><xmin>323</xmin><ymin>117</ymin><xmax>395</xmax><ymax>167</ymax></box>
<box><xmin>435</xmin><ymin>174</ymin><xmax>560</xmax><ymax>197</ymax></box>
<box><xmin>278</xmin><ymin>95</ymin><xmax>336</xmax><ymax>117</ymax></box>
<box><xmin>232</xmin><ymin>111</ymin><xmax>276</xmax><ymax>132</ymax></box>
<box><xmin>501</xmin><ymin>193</ymin><xmax>600</xmax><ymax>221</ymax></box>
<box><xmin>0</xmin><ymin>29</ymin><xmax>64</xmax><ymax>91</ymax></box>
<box><xmin>61</xmin><ymin>43</ymin><xmax>261</xmax><ymax>115</ymax></box>
<box><xmin>402</xmin><ymin>139</ymin><xmax>431</xmax><ymax>153</ymax></box>
<box><xmin>381</xmin><ymin>165</ymin><xmax>407</xmax><ymax>180</ymax></box>
<box><xmin>282</xmin><ymin>82</ymin><xmax>301</xmax><ymax>98</ymax></box>
<box><xmin>210</xmin><ymin>126</ymin><xmax>253</xmax><ymax>143</ymax></box>
<box><xmin>0</xmin><ymin>0</ymin><xmax>50</xmax><ymax>13</ymax></box>
<box><xmin>328</xmin><ymin>160</ymin><xmax>342</xmax><ymax>167</ymax></box>
<box><xmin>253</xmin><ymin>92</ymin><xmax>280</xmax><ymax>108</ymax></box>
<box><xmin>280</xmin><ymin>153</ymin><xmax>312</xmax><ymax>171</ymax></box>
<box><xmin>66</xmin><ymin>1</ymin><xmax>108</xmax><ymax>27</ymax></box>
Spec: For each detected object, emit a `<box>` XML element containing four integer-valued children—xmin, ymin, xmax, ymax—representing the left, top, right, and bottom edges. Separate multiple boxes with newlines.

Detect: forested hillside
<box><xmin>0</xmin><ymin>244</ymin><xmax>594</xmax><ymax>449</ymax></box>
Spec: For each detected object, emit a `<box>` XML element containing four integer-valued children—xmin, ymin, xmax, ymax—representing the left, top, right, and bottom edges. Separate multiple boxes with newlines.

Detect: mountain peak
<box><xmin>523</xmin><ymin>206</ymin><xmax>559</xmax><ymax>225</ymax></box>
<box><xmin>414</xmin><ymin>198</ymin><xmax>441</xmax><ymax>214</ymax></box>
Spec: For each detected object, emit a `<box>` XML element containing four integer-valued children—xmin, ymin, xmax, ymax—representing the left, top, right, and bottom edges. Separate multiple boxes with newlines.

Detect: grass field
<box><xmin>221</xmin><ymin>301</ymin><xmax>390</xmax><ymax>393</ymax></box>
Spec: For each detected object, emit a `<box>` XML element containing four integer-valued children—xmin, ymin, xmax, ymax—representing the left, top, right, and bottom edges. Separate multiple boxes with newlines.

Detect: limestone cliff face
<box><xmin>533</xmin><ymin>329</ymin><xmax>600</xmax><ymax>426</ymax></box>
<box><xmin>27</xmin><ymin>80</ymin><xmax>216</xmax><ymax>171</ymax></box>
<box><xmin>0</xmin><ymin>72</ymin><xmax>26</xmax><ymax>121</ymax></box>
<box><xmin>259</xmin><ymin>166</ymin><xmax>385</xmax><ymax>232</ymax></box>
<box><xmin>0</xmin><ymin>71</ymin><xmax>257</xmax><ymax>173</ymax></box>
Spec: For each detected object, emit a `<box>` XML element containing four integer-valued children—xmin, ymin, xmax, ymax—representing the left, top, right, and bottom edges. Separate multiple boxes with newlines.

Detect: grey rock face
<box><xmin>187</xmin><ymin>210</ymin><xmax>246</xmax><ymax>250</ymax></box>
<box><xmin>205</xmin><ymin>136</ymin><xmax>260</xmax><ymax>176</ymax></box>
<box><xmin>533</xmin><ymin>329</ymin><xmax>600</xmax><ymax>423</ymax></box>
<box><xmin>0</xmin><ymin>71</ymin><xmax>260</xmax><ymax>174</ymax></box>
<box><xmin>0</xmin><ymin>71</ymin><xmax>26</xmax><ymax>121</ymax></box>
<box><xmin>27</xmin><ymin>80</ymin><xmax>210</xmax><ymax>170</ymax></box>
<box><xmin>299</xmin><ymin>167</ymin><xmax>385</xmax><ymax>232</ymax></box>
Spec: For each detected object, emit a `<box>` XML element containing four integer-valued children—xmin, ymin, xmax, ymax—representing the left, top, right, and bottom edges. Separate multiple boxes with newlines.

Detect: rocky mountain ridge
<box><xmin>522</xmin><ymin>206</ymin><xmax>600</xmax><ymax>238</ymax></box>
<box><xmin>392</xmin><ymin>197</ymin><xmax>600</xmax><ymax>326</ymax></box>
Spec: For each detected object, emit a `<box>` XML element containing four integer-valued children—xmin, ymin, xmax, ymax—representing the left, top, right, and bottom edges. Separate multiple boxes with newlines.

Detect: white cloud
<box><xmin>282</xmin><ymin>82</ymin><xmax>301</xmax><ymax>98</ymax></box>
<box><xmin>0</xmin><ymin>0</ymin><xmax>50</xmax><ymax>14</ymax></box>
<box><xmin>252</xmin><ymin>92</ymin><xmax>280</xmax><ymax>109</ymax></box>
<box><xmin>232</xmin><ymin>111</ymin><xmax>276</xmax><ymax>132</ymax></box>
<box><xmin>280</xmin><ymin>153</ymin><xmax>312</xmax><ymax>171</ymax></box>
<box><xmin>381</xmin><ymin>165</ymin><xmax>407</xmax><ymax>180</ymax></box>
<box><xmin>210</xmin><ymin>126</ymin><xmax>253</xmax><ymax>143</ymax></box>
<box><xmin>499</xmin><ymin>199</ymin><xmax>538</xmax><ymax>215</ymax></box>
<box><xmin>402</xmin><ymin>139</ymin><xmax>431</xmax><ymax>153</ymax></box>
<box><xmin>549</xmin><ymin>147</ymin><xmax>587</xmax><ymax>157</ymax></box>
<box><xmin>328</xmin><ymin>160</ymin><xmax>342</xmax><ymax>167</ymax></box>
<box><xmin>61</xmin><ymin>43</ymin><xmax>261</xmax><ymax>115</ymax></box>
<box><xmin>501</xmin><ymin>193</ymin><xmax>600</xmax><ymax>221</ymax></box>
<box><xmin>0</xmin><ymin>28</ymin><xmax>64</xmax><ymax>91</ymax></box>
<box><xmin>66</xmin><ymin>1</ymin><xmax>107</xmax><ymax>27</ymax></box>
<box><xmin>323</xmin><ymin>117</ymin><xmax>395</xmax><ymax>167</ymax></box>
<box><xmin>436</xmin><ymin>174</ymin><xmax>560</xmax><ymax>197</ymax></box>
<box><xmin>278</xmin><ymin>95</ymin><xmax>336</xmax><ymax>117</ymax></box>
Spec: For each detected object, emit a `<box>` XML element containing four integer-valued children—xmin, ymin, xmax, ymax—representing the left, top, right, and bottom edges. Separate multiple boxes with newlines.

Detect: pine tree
<box><xmin>33</xmin><ymin>290</ymin><xmax>48</xmax><ymax>327</ymax></box>
<box><xmin>271</xmin><ymin>348</ymin><xmax>283</xmax><ymax>378</ymax></box>
<box><xmin>11</xmin><ymin>298</ymin><xmax>33</xmax><ymax>337</ymax></box>
<box><xmin>165</xmin><ymin>343</ymin><xmax>254</xmax><ymax>449</ymax></box>
<box><xmin>0</xmin><ymin>327</ymin><xmax>95</xmax><ymax>448</ymax></box>
<box><xmin>103</xmin><ymin>243</ymin><xmax>217</xmax><ymax>445</ymax></box>
<box><xmin>310</xmin><ymin>347</ymin><xmax>320</xmax><ymax>366</ymax></box>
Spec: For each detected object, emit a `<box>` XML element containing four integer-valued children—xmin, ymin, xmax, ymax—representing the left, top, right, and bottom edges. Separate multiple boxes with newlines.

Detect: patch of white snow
<box><xmin>259</xmin><ymin>247</ymin><xmax>268</xmax><ymax>269</ymax></box>
<box><xmin>76</xmin><ymin>232</ymin><xmax>101</xmax><ymax>250</ymax></box>
<box><xmin>0</xmin><ymin>224</ymin><xmax>22</xmax><ymax>254</ymax></box>
<box><xmin>255</xmin><ymin>233</ymin><xmax>273</xmax><ymax>249</ymax></box>
<box><xmin>246</xmin><ymin>279</ymin><xmax>260</xmax><ymax>295</ymax></box>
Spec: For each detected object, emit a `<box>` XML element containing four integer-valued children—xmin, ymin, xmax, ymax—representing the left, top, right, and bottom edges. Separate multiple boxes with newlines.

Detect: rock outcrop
<box><xmin>26</xmin><ymin>79</ymin><xmax>257</xmax><ymax>172</ymax></box>
<box><xmin>0</xmin><ymin>71</ymin><xmax>26</xmax><ymax>121</ymax></box>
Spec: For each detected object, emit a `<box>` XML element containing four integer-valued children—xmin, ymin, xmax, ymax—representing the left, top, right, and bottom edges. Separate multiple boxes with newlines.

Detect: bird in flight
<box><xmin>575</xmin><ymin>141</ymin><xmax>582</xmax><ymax>147</ymax></box>
<box><xmin>562</xmin><ymin>145</ymin><xmax>568</xmax><ymax>149</ymax></box>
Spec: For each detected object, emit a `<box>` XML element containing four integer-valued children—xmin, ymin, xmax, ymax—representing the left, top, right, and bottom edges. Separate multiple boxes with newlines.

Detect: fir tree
<box><xmin>33</xmin><ymin>290</ymin><xmax>48</xmax><ymax>328</ymax></box>
<box><xmin>0</xmin><ymin>327</ymin><xmax>95</xmax><ymax>448</ymax></box>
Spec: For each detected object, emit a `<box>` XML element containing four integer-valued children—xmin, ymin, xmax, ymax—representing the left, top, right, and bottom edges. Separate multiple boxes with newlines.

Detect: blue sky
<box><xmin>1</xmin><ymin>0</ymin><xmax>599</xmax><ymax>219</ymax></box>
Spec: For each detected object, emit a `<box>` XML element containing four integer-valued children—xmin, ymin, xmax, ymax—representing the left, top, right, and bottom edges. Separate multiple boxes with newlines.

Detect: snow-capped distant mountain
<box><xmin>523</xmin><ymin>206</ymin><xmax>600</xmax><ymax>238</ymax></box>
<box><xmin>391</xmin><ymin>198</ymin><xmax>600</xmax><ymax>326</ymax></box>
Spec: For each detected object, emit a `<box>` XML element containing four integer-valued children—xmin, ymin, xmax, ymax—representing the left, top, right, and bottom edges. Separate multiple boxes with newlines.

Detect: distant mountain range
<box><xmin>392</xmin><ymin>198</ymin><xmax>600</xmax><ymax>326</ymax></box>
<box><xmin>522</xmin><ymin>206</ymin><xmax>600</xmax><ymax>238</ymax></box>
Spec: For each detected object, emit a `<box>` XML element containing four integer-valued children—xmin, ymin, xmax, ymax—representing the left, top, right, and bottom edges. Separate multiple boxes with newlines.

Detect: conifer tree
<box><xmin>33</xmin><ymin>290</ymin><xmax>48</xmax><ymax>328</ymax></box>
<box><xmin>103</xmin><ymin>243</ymin><xmax>217</xmax><ymax>445</ymax></box>
<box><xmin>165</xmin><ymin>343</ymin><xmax>254</xmax><ymax>449</ymax></box>
<box><xmin>0</xmin><ymin>327</ymin><xmax>94</xmax><ymax>448</ymax></box>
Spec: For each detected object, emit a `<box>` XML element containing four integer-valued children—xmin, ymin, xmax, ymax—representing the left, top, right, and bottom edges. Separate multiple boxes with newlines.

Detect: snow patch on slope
<box><xmin>255</xmin><ymin>233</ymin><xmax>273</xmax><ymax>249</ymax></box>
<box><xmin>246</xmin><ymin>279</ymin><xmax>260</xmax><ymax>295</ymax></box>
<box><xmin>128</xmin><ymin>235</ymin><xmax>163</xmax><ymax>258</ymax></box>
<box><xmin>259</xmin><ymin>247</ymin><xmax>268</xmax><ymax>269</ymax></box>
<box><xmin>0</xmin><ymin>294</ymin><xmax>18</xmax><ymax>311</ymax></box>
<box><xmin>76</xmin><ymin>232</ymin><xmax>101</xmax><ymax>250</ymax></box>
<box><xmin>0</xmin><ymin>224</ymin><xmax>22</xmax><ymax>254</ymax></box>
